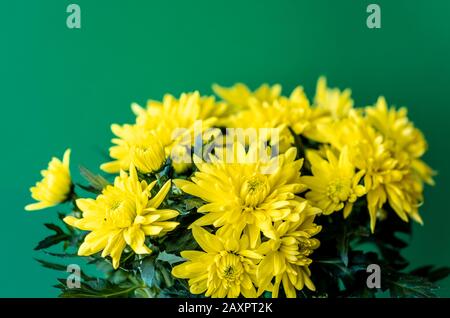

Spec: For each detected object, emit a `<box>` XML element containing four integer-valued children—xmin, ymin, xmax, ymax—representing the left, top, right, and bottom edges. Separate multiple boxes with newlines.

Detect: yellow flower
<box><xmin>213</xmin><ymin>82</ymin><xmax>281</xmax><ymax>113</ymax></box>
<box><xmin>64</xmin><ymin>164</ymin><xmax>179</xmax><ymax>269</ymax></box>
<box><xmin>366</xmin><ymin>96</ymin><xmax>435</xmax><ymax>185</ymax></box>
<box><xmin>366</xmin><ymin>170</ymin><xmax>425</xmax><ymax>230</ymax></box>
<box><xmin>25</xmin><ymin>149</ymin><xmax>72</xmax><ymax>211</ymax></box>
<box><xmin>255</xmin><ymin>213</ymin><xmax>321</xmax><ymax>298</ymax></box>
<box><xmin>314</xmin><ymin>77</ymin><xmax>354</xmax><ymax>120</ymax></box>
<box><xmin>174</xmin><ymin>142</ymin><xmax>319</xmax><ymax>248</ymax></box>
<box><xmin>316</xmin><ymin>111</ymin><xmax>427</xmax><ymax>231</ymax></box>
<box><xmin>103</xmin><ymin>91</ymin><xmax>226</xmax><ymax>174</ymax></box>
<box><xmin>301</xmin><ymin>147</ymin><xmax>366</xmax><ymax>218</ymax></box>
<box><xmin>132</xmin><ymin>91</ymin><xmax>226</xmax><ymax>146</ymax></box>
<box><xmin>172</xmin><ymin>226</ymin><xmax>260</xmax><ymax>298</ymax></box>
<box><xmin>223</xmin><ymin>86</ymin><xmax>328</xmax><ymax>151</ymax></box>
<box><xmin>412</xmin><ymin>159</ymin><xmax>436</xmax><ymax>186</ymax></box>
<box><xmin>100</xmin><ymin>124</ymin><xmax>166</xmax><ymax>174</ymax></box>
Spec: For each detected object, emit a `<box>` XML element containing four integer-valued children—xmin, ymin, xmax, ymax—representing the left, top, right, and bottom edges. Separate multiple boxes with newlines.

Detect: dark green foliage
<box><xmin>56</xmin><ymin>278</ymin><xmax>138</xmax><ymax>298</ymax></box>
<box><xmin>34</xmin><ymin>223</ymin><xmax>70</xmax><ymax>250</ymax></box>
<box><xmin>307</xmin><ymin>199</ymin><xmax>449</xmax><ymax>298</ymax></box>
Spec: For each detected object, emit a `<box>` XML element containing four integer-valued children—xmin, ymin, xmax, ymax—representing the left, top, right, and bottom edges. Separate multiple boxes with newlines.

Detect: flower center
<box><xmin>296</xmin><ymin>237</ymin><xmax>314</xmax><ymax>257</ymax></box>
<box><xmin>223</xmin><ymin>265</ymin><xmax>235</xmax><ymax>277</ymax></box>
<box><xmin>326</xmin><ymin>179</ymin><xmax>351</xmax><ymax>203</ymax></box>
<box><xmin>103</xmin><ymin>190</ymin><xmax>136</xmax><ymax>228</ymax></box>
<box><xmin>216</xmin><ymin>253</ymin><xmax>244</xmax><ymax>284</ymax></box>
<box><xmin>240</xmin><ymin>174</ymin><xmax>270</xmax><ymax>207</ymax></box>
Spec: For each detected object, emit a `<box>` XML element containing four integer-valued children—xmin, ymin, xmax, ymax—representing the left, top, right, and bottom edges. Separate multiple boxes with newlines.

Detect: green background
<box><xmin>1</xmin><ymin>0</ymin><xmax>449</xmax><ymax>297</ymax></box>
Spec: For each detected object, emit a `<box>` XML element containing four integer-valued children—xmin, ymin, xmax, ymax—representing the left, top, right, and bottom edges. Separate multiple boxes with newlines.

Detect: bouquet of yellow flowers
<box><xmin>26</xmin><ymin>78</ymin><xmax>448</xmax><ymax>298</ymax></box>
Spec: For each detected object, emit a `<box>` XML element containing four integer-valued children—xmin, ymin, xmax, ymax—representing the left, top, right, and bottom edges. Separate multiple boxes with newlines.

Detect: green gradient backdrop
<box><xmin>0</xmin><ymin>0</ymin><xmax>449</xmax><ymax>297</ymax></box>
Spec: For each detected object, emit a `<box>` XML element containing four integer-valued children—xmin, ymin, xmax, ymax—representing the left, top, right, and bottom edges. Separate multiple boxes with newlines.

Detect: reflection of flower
<box><xmin>25</xmin><ymin>149</ymin><xmax>72</xmax><ymax>211</ymax></box>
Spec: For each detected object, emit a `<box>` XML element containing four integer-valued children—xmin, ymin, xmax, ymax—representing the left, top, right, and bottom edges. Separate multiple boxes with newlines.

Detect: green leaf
<box><xmin>156</xmin><ymin>251</ymin><xmax>185</xmax><ymax>265</ymax></box>
<box><xmin>79</xmin><ymin>166</ymin><xmax>110</xmax><ymax>192</ymax></box>
<box><xmin>57</xmin><ymin>279</ymin><xmax>137</xmax><ymax>298</ymax></box>
<box><xmin>139</xmin><ymin>256</ymin><xmax>157</xmax><ymax>287</ymax></box>
<box><xmin>44</xmin><ymin>223</ymin><xmax>64</xmax><ymax>235</ymax></box>
<box><xmin>162</xmin><ymin>226</ymin><xmax>199</xmax><ymax>253</ymax></box>
<box><xmin>44</xmin><ymin>251</ymin><xmax>79</xmax><ymax>258</ymax></box>
<box><xmin>288</xmin><ymin>127</ymin><xmax>304</xmax><ymax>160</ymax></box>
<box><xmin>35</xmin><ymin>222</ymin><xmax>73</xmax><ymax>250</ymax></box>
<box><xmin>36</xmin><ymin>259</ymin><xmax>96</xmax><ymax>282</ymax></box>
<box><xmin>427</xmin><ymin>267</ymin><xmax>450</xmax><ymax>283</ymax></box>
<box><xmin>184</xmin><ymin>198</ymin><xmax>205</xmax><ymax>210</ymax></box>
<box><xmin>34</xmin><ymin>258</ymin><xmax>68</xmax><ymax>271</ymax></box>
<box><xmin>337</xmin><ymin>224</ymin><xmax>349</xmax><ymax>267</ymax></box>
<box><xmin>386</xmin><ymin>273</ymin><xmax>438</xmax><ymax>298</ymax></box>
<box><xmin>134</xmin><ymin>287</ymin><xmax>154</xmax><ymax>298</ymax></box>
<box><xmin>159</xmin><ymin>285</ymin><xmax>197</xmax><ymax>298</ymax></box>
<box><xmin>410</xmin><ymin>266</ymin><xmax>450</xmax><ymax>283</ymax></box>
<box><xmin>155</xmin><ymin>263</ymin><xmax>175</xmax><ymax>288</ymax></box>
<box><xmin>34</xmin><ymin>233</ymin><xmax>70</xmax><ymax>250</ymax></box>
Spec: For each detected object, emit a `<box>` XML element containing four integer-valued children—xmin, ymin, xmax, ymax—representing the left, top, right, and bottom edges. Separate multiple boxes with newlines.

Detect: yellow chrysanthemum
<box><xmin>362</xmin><ymin>147</ymin><xmax>424</xmax><ymax>228</ymax></box>
<box><xmin>25</xmin><ymin>149</ymin><xmax>72</xmax><ymax>211</ymax></box>
<box><xmin>223</xmin><ymin>87</ymin><xmax>327</xmax><ymax>151</ymax></box>
<box><xmin>64</xmin><ymin>164</ymin><xmax>179</xmax><ymax>269</ymax></box>
<box><xmin>172</xmin><ymin>226</ymin><xmax>260</xmax><ymax>298</ymax></box>
<box><xmin>103</xmin><ymin>91</ymin><xmax>227</xmax><ymax>174</ymax></box>
<box><xmin>100</xmin><ymin>124</ymin><xmax>166</xmax><ymax>174</ymax></box>
<box><xmin>349</xmin><ymin>110</ymin><xmax>429</xmax><ymax>230</ymax></box>
<box><xmin>255</xmin><ymin>213</ymin><xmax>321</xmax><ymax>298</ymax></box>
<box><xmin>133</xmin><ymin>91</ymin><xmax>226</xmax><ymax>135</ymax></box>
<box><xmin>174</xmin><ymin>142</ymin><xmax>320</xmax><ymax>248</ymax></box>
<box><xmin>316</xmin><ymin>110</ymin><xmax>427</xmax><ymax>231</ymax></box>
<box><xmin>314</xmin><ymin>77</ymin><xmax>354</xmax><ymax>121</ymax></box>
<box><xmin>301</xmin><ymin>147</ymin><xmax>366</xmax><ymax>218</ymax></box>
<box><xmin>213</xmin><ymin>82</ymin><xmax>282</xmax><ymax>113</ymax></box>
<box><xmin>366</xmin><ymin>96</ymin><xmax>435</xmax><ymax>185</ymax></box>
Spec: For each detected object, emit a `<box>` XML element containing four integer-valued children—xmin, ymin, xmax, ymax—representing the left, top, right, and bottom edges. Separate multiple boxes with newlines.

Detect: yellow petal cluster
<box><xmin>172</xmin><ymin>226</ymin><xmax>259</xmax><ymax>298</ymax></box>
<box><xmin>211</xmin><ymin>78</ymin><xmax>433</xmax><ymax>232</ymax></box>
<box><xmin>213</xmin><ymin>83</ymin><xmax>282</xmax><ymax>114</ymax></box>
<box><xmin>215</xmin><ymin>78</ymin><xmax>357</xmax><ymax>151</ymax></box>
<box><xmin>301</xmin><ymin>146</ymin><xmax>366</xmax><ymax>218</ymax></box>
<box><xmin>25</xmin><ymin>149</ymin><xmax>72</xmax><ymax>211</ymax></box>
<box><xmin>173</xmin><ymin>141</ymin><xmax>321</xmax><ymax>297</ymax></box>
<box><xmin>102</xmin><ymin>92</ymin><xmax>227</xmax><ymax>174</ymax></box>
<box><xmin>64</xmin><ymin>164</ymin><xmax>179</xmax><ymax>269</ymax></box>
<box><xmin>100</xmin><ymin>124</ymin><xmax>166</xmax><ymax>174</ymax></box>
<box><xmin>312</xmin><ymin>97</ymin><xmax>434</xmax><ymax>231</ymax></box>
